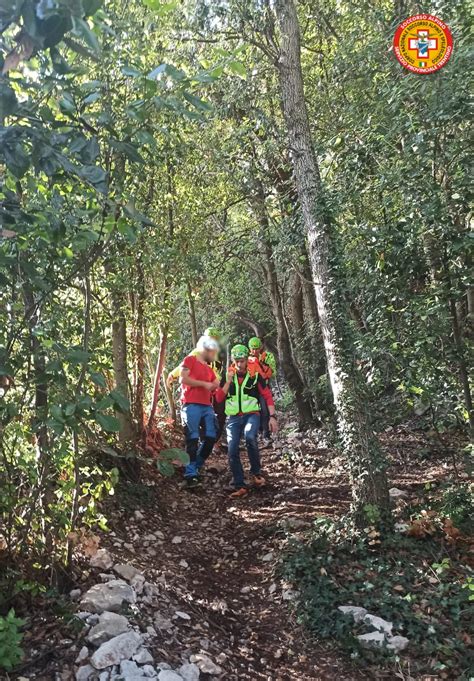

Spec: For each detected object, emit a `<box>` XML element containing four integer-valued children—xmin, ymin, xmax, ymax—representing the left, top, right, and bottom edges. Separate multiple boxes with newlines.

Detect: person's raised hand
<box><xmin>226</xmin><ymin>365</ymin><xmax>236</xmax><ymax>382</ymax></box>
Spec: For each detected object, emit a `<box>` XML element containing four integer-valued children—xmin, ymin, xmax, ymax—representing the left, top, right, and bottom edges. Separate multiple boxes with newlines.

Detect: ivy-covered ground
<box><xmin>282</xmin><ymin>427</ymin><xmax>473</xmax><ymax>680</ymax></box>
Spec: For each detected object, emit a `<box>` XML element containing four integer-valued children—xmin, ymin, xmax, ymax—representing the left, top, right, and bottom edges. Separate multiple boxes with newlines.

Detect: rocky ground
<box><xmin>11</xmin><ymin>421</ymin><xmax>462</xmax><ymax>681</ymax></box>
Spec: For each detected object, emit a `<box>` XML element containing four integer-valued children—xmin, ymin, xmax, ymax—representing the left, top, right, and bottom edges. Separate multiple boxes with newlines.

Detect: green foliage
<box><xmin>156</xmin><ymin>448</ymin><xmax>189</xmax><ymax>477</ymax></box>
<box><xmin>0</xmin><ymin>609</ymin><xmax>24</xmax><ymax>672</ymax></box>
<box><xmin>282</xmin><ymin>519</ymin><xmax>474</xmax><ymax>677</ymax></box>
<box><xmin>433</xmin><ymin>482</ymin><xmax>473</xmax><ymax>534</ymax></box>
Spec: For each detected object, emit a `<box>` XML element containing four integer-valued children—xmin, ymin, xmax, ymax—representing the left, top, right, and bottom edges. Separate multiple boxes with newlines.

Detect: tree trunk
<box><xmin>110</xmin><ymin>283</ymin><xmax>135</xmax><ymax>442</ymax></box>
<box><xmin>133</xmin><ymin>253</ymin><xmax>146</xmax><ymax>432</ymax></box>
<box><xmin>22</xmin><ymin>280</ymin><xmax>54</xmax><ymax>555</ymax></box>
<box><xmin>187</xmin><ymin>280</ymin><xmax>198</xmax><ymax>347</ymax></box>
<box><xmin>147</xmin><ymin>158</ymin><xmax>175</xmax><ymax>428</ymax></box>
<box><xmin>253</xmin><ymin>183</ymin><xmax>314</xmax><ymax>427</ymax></box>
<box><xmin>162</xmin><ymin>366</ymin><xmax>177</xmax><ymax>423</ymax></box>
<box><xmin>148</xmin><ymin>326</ymin><xmax>168</xmax><ymax>427</ymax></box>
<box><xmin>288</xmin><ymin>270</ymin><xmax>304</xmax><ymax>334</ymax></box>
<box><xmin>275</xmin><ymin>0</ymin><xmax>390</xmax><ymax>524</ymax></box>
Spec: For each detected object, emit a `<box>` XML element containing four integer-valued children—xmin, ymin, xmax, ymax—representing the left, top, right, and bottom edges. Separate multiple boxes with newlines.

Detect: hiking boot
<box><xmin>184</xmin><ymin>476</ymin><xmax>200</xmax><ymax>489</ymax></box>
<box><xmin>252</xmin><ymin>474</ymin><xmax>267</xmax><ymax>488</ymax></box>
<box><xmin>229</xmin><ymin>487</ymin><xmax>248</xmax><ymax>499</ymax></box>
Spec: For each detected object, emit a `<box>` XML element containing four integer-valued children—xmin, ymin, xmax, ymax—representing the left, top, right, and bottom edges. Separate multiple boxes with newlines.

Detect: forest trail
<box><xmin>15</xmin><ymin>421</ymin><xmax>463</xmax><ymax>681</ymax></box>
<box><xmin>93</xmin><ymin>429</ymin><xmax>357</xmax><ymax>681</ymax></box>
<box><xmin>21</xmin><ymin>424</ymin><xmax>363</xmax><ymax>681</ymax></box>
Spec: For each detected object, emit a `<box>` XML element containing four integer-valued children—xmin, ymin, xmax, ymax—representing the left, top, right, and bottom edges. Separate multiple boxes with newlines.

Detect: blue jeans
<box><xmin>226</xmin><ymin>413</ymin><xmax>261</xmax><ymax>488</ymax></box>
<box><xmin>181</xmin><ymin>403</ymin><xmax>216</xmax><ymax>478</ymax></box>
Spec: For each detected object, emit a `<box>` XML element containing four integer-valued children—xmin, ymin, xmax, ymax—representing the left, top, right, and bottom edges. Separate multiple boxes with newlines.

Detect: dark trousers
<box><xmin>259</xmin><ymin>395</ymin><xmax>270</xmax><ymax>438</ymax></box>
<box><xmin>213</xmin><ymin>396</ymin><xmax>226</xmax><ymax>442</ymax></box>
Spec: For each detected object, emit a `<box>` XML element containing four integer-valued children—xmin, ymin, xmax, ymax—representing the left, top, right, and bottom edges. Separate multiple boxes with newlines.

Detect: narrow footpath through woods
<box><xmin>17</xmin><ymin>422</ymin><xmax>453</xmax><ymax>681</ymax></box>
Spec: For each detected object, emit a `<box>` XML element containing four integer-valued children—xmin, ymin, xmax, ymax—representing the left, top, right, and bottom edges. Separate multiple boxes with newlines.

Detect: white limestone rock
<box><xmin>178</xmin><ymin>663</ymin><xmax>200</xmax><ymax>681</ymax></box>
<box><xmin>387</xmin><ymin>635</ymin><xmax>409</xmax><ymax>653</ymax></box>
<box><xmin>76</xmin><ymin>664</ymin><xmax>96</xmax><ymax>681</ymax></box>
<box><xmin>86</xmin><ymin>611</ymin><xmax>130</xmax><ymax>646</ymax></box>
<box><xmin>389</xmin><ymin>487</ymin><xmax>409</xmax><ymax>500</ymax></box>
<box><xmin>133</xmin><ymin>647</ymin><xmax>154</xmax><ymax>664</ymax></box>
<box><xmin>157</xmin><ymin>673</ymin><xmax>183</xmax><ymax>681</ymax></box>
<box><xmin>113</xmin><ymin>564</ymin><xmax>142</xmax><ymax>582</ymax></box>
<box><xmin>120</xmin><ymin>660</ymin><xmax>143</xmax><ymax>677</ymax></box>
<box><xmin>90</xmin><ymin>631</ymin><xmax>142</xmax><ymax>669</ymax></box>
<box><xmin>81</xmin><ymin>580</ymin><xmax>136</xmax><ymax>614</ymax></box>
<box><xmin>174</xmin><ymin>610</ymin><xmax>190</xmax><ymax>621</ymax></box>
<box><xmin>131</xmin><ymin>574</ymin><xmax>146</xmax><ymax>595</ymax></box>
<box><xmin>76</xmin><ymin>646</ymin><xmax>90</xmax><ymax>664</ymax></box>
<box><xmin>357</xmin><ymin>631</ymin><xmax>386</xmax><ymax>649</ymax></box>
<box><xmin>91</xmin><ymin>549</ymin><xmax>114</xmax><ymax>570</ymax></box>
<box><xmin>364</xmin><ymin>613</ymin><xmax>393</xmax><ymax>635</ymax></box>
<box><xmin>338</xmin><ymin>605</ymin><xmax>367</xmax><ymax>623</ymax></box>
<box><xmin>189</xmin><ymin>654</ymin><xmax>222</xmax><ymax>675</ymax></box>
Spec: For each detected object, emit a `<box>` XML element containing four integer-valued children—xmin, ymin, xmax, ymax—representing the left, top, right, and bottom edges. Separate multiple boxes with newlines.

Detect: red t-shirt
<box><xmin>181</xmin><ymin>354</ymin><xmax>216</xmax><ymax>405</ymax></box>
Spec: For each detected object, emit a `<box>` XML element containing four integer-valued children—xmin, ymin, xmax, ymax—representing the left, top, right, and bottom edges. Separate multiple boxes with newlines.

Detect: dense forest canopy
<box><xmin>0</xmin><ymin>0</ymin><xmax>472</xmax><ymax>678</ymax></box>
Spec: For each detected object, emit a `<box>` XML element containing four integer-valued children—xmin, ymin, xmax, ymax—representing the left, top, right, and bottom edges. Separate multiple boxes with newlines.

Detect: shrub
<box><xmin>0</xmin><ymin>609</ymin><xmax>24</xmax><ymax>671</ymax></box>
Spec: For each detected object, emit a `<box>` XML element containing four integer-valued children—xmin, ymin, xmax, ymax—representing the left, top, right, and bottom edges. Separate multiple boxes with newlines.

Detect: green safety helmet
<box><xmin>231</xmin><ymin>344</ymin><xmax>249</xmax><ymax>360</ymax></box>
<box><xmin>204</xmin><ymin>326</ymin><xmax>222</xmax><ymax>341</ymax></box>
<box><xmin>248</xmin><ymin>336</ymin><xmax>262</xmax><ymax>350</ymax></box>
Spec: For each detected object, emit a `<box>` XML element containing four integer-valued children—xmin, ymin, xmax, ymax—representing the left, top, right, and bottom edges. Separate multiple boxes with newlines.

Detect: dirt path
<box><xmin>14</xmin><ymin>422</ymin><xmax>462</xmax><ymax>681</ymax></box>
<box><xmin>97</xmin><ymin>432</ymin><xmax>359</xmax><ymax>681</ymax></box>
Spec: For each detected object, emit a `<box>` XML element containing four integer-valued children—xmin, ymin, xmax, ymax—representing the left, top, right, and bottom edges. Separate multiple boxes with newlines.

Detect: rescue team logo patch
<box><xmin>393</xmin><ymin>14</ymin><xmax>453</xmax><ymax>74</ymax></box>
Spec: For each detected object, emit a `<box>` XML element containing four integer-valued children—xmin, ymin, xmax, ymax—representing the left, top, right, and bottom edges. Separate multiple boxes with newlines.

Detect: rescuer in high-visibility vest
<box><xmin>248</xmin><ymin>336</ymin><xmax>277</xmax><ymax>445</ymax></box>
<box><xmin>215</xmin><ymin>344</ymin><xmax>278</xmax><ymax>498</ymax></box>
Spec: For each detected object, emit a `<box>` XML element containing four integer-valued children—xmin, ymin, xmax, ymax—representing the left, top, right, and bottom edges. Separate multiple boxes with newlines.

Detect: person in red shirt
<box><xmin>215</xmin><ymin>344</ymin><xmax>278</xmax><ymax>498</ymax></box>
<box><xmin>180</xmin><ymin>335</ymin><xmax>220</xmax><ymax>487</ymax></box>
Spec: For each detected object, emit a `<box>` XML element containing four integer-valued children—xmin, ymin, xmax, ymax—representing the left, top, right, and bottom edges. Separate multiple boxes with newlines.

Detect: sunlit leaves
<box><xmin>141</xmin><ymin>0</ymin><xmax>178</xmax><ymax>14</ymax></box>
<box><xmin>227</xmin><ymin>60</ymin><xmax>246</xmax><ymax>78</ymax></box>
<box><xmin>71</xmin><ymin>16</ymin><xmax>101</xmax><ymax>55</ymax></box>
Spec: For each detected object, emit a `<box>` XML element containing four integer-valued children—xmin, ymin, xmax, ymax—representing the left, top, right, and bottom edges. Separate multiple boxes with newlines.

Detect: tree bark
<box><xmin>275</xmin><ymin>0</ymin><xmax>390</xmax><ymax>524</ymax></box>
<box><xmin>253</xmin><ymin>183</ymin><xmax>314</xmax><ymax>426</ymax></box>
<box><xmin>147</xmin><ymin>158</ymin><xmax>175</xmax><ymax>427</ymax></box>
<box><xmin>148</xmin><ymin>326</ymin><xmax>168</xmax><ymax>426</ymax></box>
<box><xmin>110</xmin><ymin>281</ymin><xmax>135</xmax><ymax>442</ymax></box>
<box><xmin>187</xmin><ymin>280</ymin><xmax>198</xmax><ymax>347</ymax></box>
<box><xmin>133</xmin><ymin>252</ymin><xmax>146</xmax><ymax>432</ymax></box>
<box><xmin>22</xmin><ymin>278</ymin><xmax>55</xmax><ymax>555</ymax></box>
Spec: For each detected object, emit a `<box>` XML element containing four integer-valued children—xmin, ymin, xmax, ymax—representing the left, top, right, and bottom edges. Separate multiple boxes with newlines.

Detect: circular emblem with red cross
<box><xmin>393</xmin><ymin>14</ymin><xmax>453</xmax><ymax>74</ymax></box>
